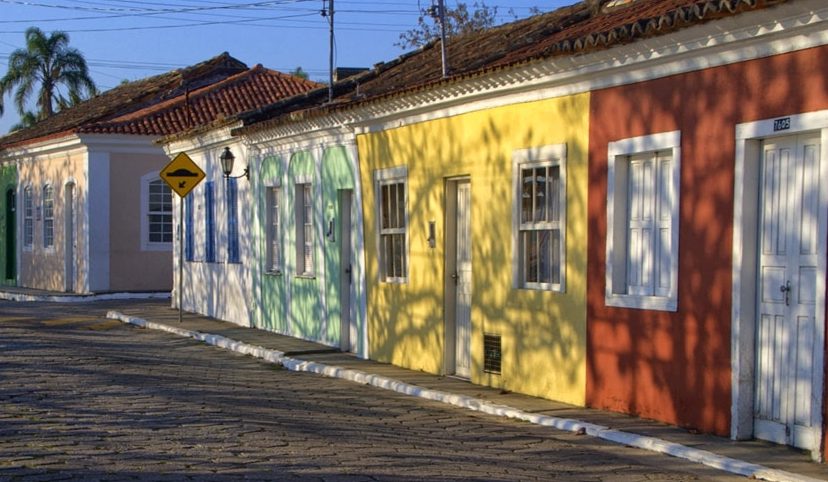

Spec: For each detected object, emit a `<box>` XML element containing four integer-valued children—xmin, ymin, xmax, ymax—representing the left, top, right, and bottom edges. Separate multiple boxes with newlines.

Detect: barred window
<box><xmin>23</xmin><ymin>187</ymin><xmax>33</xmax><ymax>248</ymax></box>
<box><xmin>375</xmin><ymin>167</ymin><xmax>407</xmax><ymax>282</ymax></box>
<box><xmin>148</xmin><ymin>179</ymin><xmax>172</xmax><ymax>244</ymax></box>
<box><xmin>513</xmin><ymin>145</ymin><xmax>567</xmax><ymax>291</ymax></box>
<box><xmin>42</xmin><ymin>185</ymin><xmax>54</xmax><ymax>248</ymax></box>
<box><xmin>295</xmin><ymin>183</ymin><xmax>314</xmax><ymax>275</ymax></box>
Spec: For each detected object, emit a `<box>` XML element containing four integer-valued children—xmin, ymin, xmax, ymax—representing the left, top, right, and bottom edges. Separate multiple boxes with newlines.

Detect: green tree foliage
<box><xmin>396</xmin><ymin>1</ymin><xmax>516</xmax><ymax>49</ymax></box>
<box><xmin>0</xmin><ymin>27</ymin><xmax>97</xmax><ymax>121</ymax></box>
<box><xmin>9</xmin><ymin>111</ymin><xmax>37</xmax><ymax>132</ymax></box>
<box><xmin>290</xmin><ymin>67</ymin><xmax>309</xmax><ymax>80</ymax></box>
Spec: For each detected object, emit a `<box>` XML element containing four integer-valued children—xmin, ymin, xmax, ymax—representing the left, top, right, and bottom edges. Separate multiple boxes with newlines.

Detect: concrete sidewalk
<box><xmin>0</xmin><ymin>285</ymin><xmax>169</xmax><ymax>302</ymax></box>
<box><xmin>90</xmin><ymin>300</ymin><xmax>827</xmax><ymax>482</ymax></box>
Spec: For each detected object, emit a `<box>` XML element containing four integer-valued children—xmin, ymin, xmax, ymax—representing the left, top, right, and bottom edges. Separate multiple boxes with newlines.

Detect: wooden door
<box><xmin>754</xmin><ymin>134</ymin><xmax>822</xmax><ymax>450</ymax></box>
<box><xmin>453</xmin><ymin>180</ymin><xmax>472</xmax><ymax>378</ymax></box>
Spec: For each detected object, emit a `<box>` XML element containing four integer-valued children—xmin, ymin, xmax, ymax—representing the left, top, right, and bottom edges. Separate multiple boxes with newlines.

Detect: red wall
<box><xmin>587</xmin><ymin>46</ymin><xmax>828</xmax><ymax>440</ymax></box>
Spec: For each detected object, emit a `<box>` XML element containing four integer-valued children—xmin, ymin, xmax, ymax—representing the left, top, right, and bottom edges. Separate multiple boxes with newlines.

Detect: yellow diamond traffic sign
<box><xmin>161</xmin><ymin>152</ymin><xmax>205</xmax><ymax>198</ymax></box>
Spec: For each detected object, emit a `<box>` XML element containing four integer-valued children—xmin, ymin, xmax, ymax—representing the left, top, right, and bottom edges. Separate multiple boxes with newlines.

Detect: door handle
<box><xmin>780</xmin><ymin>280</ymin><xmax>791</xmax><ymax>306</ymax></box>
<box><xmin>344</xmin><ymin>264</ymin><xmax>352</xmax><ymax>284</ymax></box>
<box><xmin>451</xmin><ymin>272</ymin><xmax>459</xmax><ymax>285</ymax></box>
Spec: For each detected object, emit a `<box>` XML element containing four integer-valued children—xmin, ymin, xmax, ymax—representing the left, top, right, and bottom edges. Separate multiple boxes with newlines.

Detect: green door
<box><xmin>5</xmin><ymin>188</ymin><xmax>15</xmax><ymax>282</ymax></box>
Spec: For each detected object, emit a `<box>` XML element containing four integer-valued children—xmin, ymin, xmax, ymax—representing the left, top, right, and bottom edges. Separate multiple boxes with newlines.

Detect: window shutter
<box><xmin>205</xmin><ymin>181</ymin><xmax>215</xmax><ymax>263</ymax></box>
<box><xmin>227</xmin><ymin>178</ymin><xmax>240</xmax><ymax>263</ymax></box>
<box><xmin>185</xmin><ymin>194</ymin><xmax>194</xmax><ymax>262</ymax></box>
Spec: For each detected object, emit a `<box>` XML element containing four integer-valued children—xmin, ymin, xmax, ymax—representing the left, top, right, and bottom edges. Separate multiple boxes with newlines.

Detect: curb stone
<box><xmin>106</xmin><ymin>310</ymin><xmax>824</xmax><ymax>482</ymax></box>
<box><xmin>1</xmin><ymin>291</ymin><xmax>170</xmax><ymax>303</ymax></box>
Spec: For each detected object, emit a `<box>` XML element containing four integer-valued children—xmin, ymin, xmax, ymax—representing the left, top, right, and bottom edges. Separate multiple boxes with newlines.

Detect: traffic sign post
<box><xmin>160</xmin><ymin>153</ymin><xmax>205</xmax><ymax>323</ymax></box>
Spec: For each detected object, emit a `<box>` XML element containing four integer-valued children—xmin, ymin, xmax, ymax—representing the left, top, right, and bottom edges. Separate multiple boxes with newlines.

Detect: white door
<box><xmin>64</xmin><ymin>183</ymin><xmax>75</xmax><ymax>293</ymax></box>
<box><xmin>339</xmin><ymin>190</ymin><xmax>356</xmax><ymax>352</ymax></box>
<box><xmin>454</xmin><ymin>181</ymin><xmax>472</xmax><ymax>378</ymax></box>
<box><xmin>754</xmin><ymin>133</ymin><xmax>822</xmax><ymax>450</ymax></box>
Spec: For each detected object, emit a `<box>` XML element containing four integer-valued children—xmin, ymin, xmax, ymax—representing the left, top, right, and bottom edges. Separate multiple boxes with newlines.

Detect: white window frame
<box><xmin>295</xmin><ymin>181</ymin><xmax>314</xmax><ymax>276</ymax></box>
<box><xmin>512</xmin><ymin>144</ymin><xmax>567</xmax><ymax>292</ymax></box>
<box><xmin>140</xmin><ymin>172</ymin><xmax>173</xmax><ymax>251</ymax></box>
<box><xmin>266</xmin><ymin>185</ymin><xmax>282</xmax><ymax>274</ymax></box>
<box><xmin>22</xmin><ymin>185</ymin><xmax>33</xmax><ymax>250</ymax></box>
<box><xmin>606</xmin><ymin>130</ymin><xmax>681</xmax><ymax>311</ymax></box>
<box><xmin>374</xmin><ymin>166</ymin><xmax>408</xmax><ymax>284</ymax></box>
<box><xmin>42</xmin><ymin>184</ymin><xmax>54</xmax><ymax>250</ymax></box>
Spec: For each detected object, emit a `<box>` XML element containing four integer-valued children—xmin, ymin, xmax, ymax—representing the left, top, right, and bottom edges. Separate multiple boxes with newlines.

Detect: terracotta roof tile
<box><xmin>238</xmin><ymin>0</ymin><xmax>787</xmax><ymax>133</ymax></box>
<box><xmin>0</xmin><ymin>52</ymin><xmax>319</xmax><ymax>149</ymax></box>
<box><xmin>79</xmin><ymin>65</ymin><xmax>321</xmax><ymax>137</ymax></box>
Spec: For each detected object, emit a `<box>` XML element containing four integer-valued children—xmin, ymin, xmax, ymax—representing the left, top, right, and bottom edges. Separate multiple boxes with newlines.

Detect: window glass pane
<box><xmin>381</xmin><ymin>184</ymin><xmax>390</xmax><ymax>229</ymax></box>
<box><xmin>521</xmin><ymin>169</ymin><xmax>533</xmax><ymax>224</ymax></box>
<box><xmin>524</xmin><ymin>231</ymin><xmax>537</xmax><ymax>283</ymax></box>
<box><xmin>534</xmin><ymin>167</ymin><xmax>546</xmax><ymax>222</ymax></box>
<box><xmin>548</xmin><ymin>166</ymin><xmax>560</xmax><ymax>223</ymax></box>
<box><xmin>24</xmin><ymin>188</ymin><xmax>33</xmax><ymax>247</ymax></box>
<box><xmin>396</xmin><ymin>183</ymin><xmax>405</xmax><ymax>230</ymax></box>
<box><xmin>383</xmin><ymin>235</ymin><xmax>393</xmax><ymax>279</ymax></box>
<box><xmin>538</xmin><ymin>230</ymin><xmax>550</xmax><ymax>283</ymax></box>
<box><xmin>393</xmin><ymin>233</ymin><xmax>405</xmax><ymax>278</ymax></box>
<box><xmin>550</xmin><ymin>229</ymin><xmax>561</xmax><ymax>284</ymax></box>
<box><xmin>43</xmin><ymin>186</ymin><xmax>54</xmax><ymax>248</ymax></box>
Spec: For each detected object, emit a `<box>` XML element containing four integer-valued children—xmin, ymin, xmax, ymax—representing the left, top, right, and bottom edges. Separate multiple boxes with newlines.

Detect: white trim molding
<box><xmin>731</xmin><ymin>109</ymin><xmax>828</xmax><ymax>461</ymax></box>
<box><xmin>139</xmin><ymin>171</ymin><xmax>173</xmax><ymax>252</ymax></box>
<box><xmin>373</xmin><ymin>165</ymin><xmax>409</xmax><ymax>284</ymax></box>
<box><xmin>605</xmin><ymin>130</ymin><xmax>681</xmax><ymax>312</ymax></box>
<box><xmin>511</xmin><ymin>143</ymin><xmax>568</xmax><ymax>293</ymax></box>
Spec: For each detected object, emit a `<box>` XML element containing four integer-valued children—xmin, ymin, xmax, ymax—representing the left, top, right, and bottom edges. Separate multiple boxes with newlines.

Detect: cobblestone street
<box><xmin>0</xmin><ymin>301</ymin><xmax>743</xmax><ymax>481</ymax></box>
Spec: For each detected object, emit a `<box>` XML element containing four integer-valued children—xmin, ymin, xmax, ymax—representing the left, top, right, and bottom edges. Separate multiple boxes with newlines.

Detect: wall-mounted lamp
<box><xmin>220</xmin><ymin>146</ymin><xmax>249</xmax><ymax>180</ymax></box>
<box><xmin>428</xmin><ymin>221</ymin><xmax>436</xmax><ymax>249</ymax></box>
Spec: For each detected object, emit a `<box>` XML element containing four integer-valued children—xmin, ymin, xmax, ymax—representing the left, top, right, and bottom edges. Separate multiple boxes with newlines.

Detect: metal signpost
<box><xmin>160</xmin><ymin>152</ymin><xmax>206</xmax><ymax>323</ymax></box>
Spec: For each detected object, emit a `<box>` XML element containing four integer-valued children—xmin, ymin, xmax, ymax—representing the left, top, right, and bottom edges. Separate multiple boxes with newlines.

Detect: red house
<box><xmin>585</xmin><ymin>0</ymin><xmax>828</xmax><ymax>460</ymax></box>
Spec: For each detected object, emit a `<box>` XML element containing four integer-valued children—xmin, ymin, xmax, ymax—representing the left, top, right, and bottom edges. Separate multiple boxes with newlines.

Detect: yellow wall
<box><xmin>357</xmin><ymin>93</ymin><xmax>590</xmax><ymax>405</ymax></box>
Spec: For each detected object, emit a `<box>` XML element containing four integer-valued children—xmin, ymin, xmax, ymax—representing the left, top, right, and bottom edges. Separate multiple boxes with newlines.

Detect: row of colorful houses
<box><xmin>161</xmin><ymin>0</ymin><xmax>828</xmax><ymax>459</ymax></box>
<box><xmin>3</xmin><ymin>0</ymin><xmax>828</xmax><ymax>462</ymax></box>
<box><xmin>0</xmin><ymin>54</ymin><xmax>320</xmax><ymax>294</ymax></box>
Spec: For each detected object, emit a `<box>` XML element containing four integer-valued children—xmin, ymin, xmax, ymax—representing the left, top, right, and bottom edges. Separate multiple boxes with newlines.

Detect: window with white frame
<box><xmin>513</xmin><ymin>144</ymin><xmax>567</xmax><ymax>291</ymax></box>
<box><xmin>140</xmin><ymin>173</ymin><xmax>173</xmax><ymax>251</ymax></box>
<box><xmin>42</xmin><ymin>185</ymin><xmax>54</xmax><ymax>249</ymax></box>
<box><xmin>148</xmin><ymin>179</ymin><xmax>173</xmax><ymax>244</ymax></box>
<box><xmin>23</xmin><ymin>186</ymin><xmax>33</xmax><ymax>248</ymax></box>
<box><xmin>375</xmin><ymin>167</ymin><xmax>407</xmax><ymax>283</ymax></box>
<box><xmin>295</xmin><ymin>183</ymin><xmax>314</xmax><ymax>275</ymax></box>
<box><xmin>606</xmin><ymin>131</ymin><xmax>681</xmax><ymax>311</ymax></box>
<box><xmin>266</xmin><ymin>186</ymin><xmax>281</xmax><ymax>272</ymax></box>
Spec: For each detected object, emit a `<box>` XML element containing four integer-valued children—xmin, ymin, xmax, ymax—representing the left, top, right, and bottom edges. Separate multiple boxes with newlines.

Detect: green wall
<box><xmin>0</xmin><ymin>163</ymin><xmax>17</xmax><ymax>286</ymax></box>
<box><xmin>253</xmin><ymin>146</ymin><xmax>362</xmax><ymax>351</ymax></box>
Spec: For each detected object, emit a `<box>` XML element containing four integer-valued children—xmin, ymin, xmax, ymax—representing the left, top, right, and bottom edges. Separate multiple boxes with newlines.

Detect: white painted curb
<box><xmin>1</xmin><ymin>291</ymin><xmax>170</xmax><ymax>303</ymax></box>
<box><xmin>106</xmin><ymin>311</ymin><xmax>824</xmax><ymax>482</ymax></box>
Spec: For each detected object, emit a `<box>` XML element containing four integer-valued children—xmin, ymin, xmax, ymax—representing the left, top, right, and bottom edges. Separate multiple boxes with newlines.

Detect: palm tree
<box><xmin>0</xmin><ymin>27</ymin><xmax>97</xmax><ymax>120</ymax></box>
<box><xmin>9</xmin><ymin>111</ymin><xmax>38</xmax><ymax>132</ymax></box>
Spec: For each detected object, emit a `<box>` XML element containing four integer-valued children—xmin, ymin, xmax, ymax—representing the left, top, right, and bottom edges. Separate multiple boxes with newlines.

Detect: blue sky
<box><xmin>0</xmin><ymin>0</ymin><xmax>576</xmax><ymax>135</ymax></box>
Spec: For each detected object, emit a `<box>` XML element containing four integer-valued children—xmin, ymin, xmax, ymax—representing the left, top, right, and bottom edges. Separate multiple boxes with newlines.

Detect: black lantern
<box><xmin>220</xmin><ymin>146</ymin><xmax>248</xmax><ymax>179</ymax></box>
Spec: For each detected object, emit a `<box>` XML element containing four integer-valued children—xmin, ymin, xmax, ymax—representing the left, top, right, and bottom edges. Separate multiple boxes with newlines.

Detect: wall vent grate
<box><xmin>484</xmin><ymin>333</ymin><xmax>501</xmax><ymax>374</ymax></box>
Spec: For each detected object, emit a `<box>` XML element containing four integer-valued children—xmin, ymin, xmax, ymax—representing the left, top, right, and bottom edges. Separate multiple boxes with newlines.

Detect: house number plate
<box><xmin>773</xmin><ymin>117</ymin><xmax>791</xmax><ymax>132</ymax></box>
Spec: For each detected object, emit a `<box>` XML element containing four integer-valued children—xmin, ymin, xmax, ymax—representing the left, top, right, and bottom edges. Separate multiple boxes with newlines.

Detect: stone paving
<box><xmin>0</xmin><ymin>301</ymin><xmax>747</xmax><ymax>481</ymax></box>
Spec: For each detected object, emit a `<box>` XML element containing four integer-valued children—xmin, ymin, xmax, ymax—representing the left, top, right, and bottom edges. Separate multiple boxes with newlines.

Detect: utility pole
<box><xmin>323</xmin><ymin>0</ymin><xmax>335</xmax><ymax>102</ymax></box>
<box><xmin>429</xmin><ymin>0</ymin><xmax>449</xmax><ymax>78</ymax></box>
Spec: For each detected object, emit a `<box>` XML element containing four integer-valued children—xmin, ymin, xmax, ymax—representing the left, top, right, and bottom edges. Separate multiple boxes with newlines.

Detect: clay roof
<box><xmin>0</xmin><ymin>52</ymin><xmax>319</xmax><ymax>149</ymax></box>
<box><xmin>238</xmin><ymin>0</ymin><xmax>787</xmax><ymax>133</ymax></box>
<box><xmin>79</xmin><ymin>65</ymin><xmax>321</xmax><ymax>137</ymax></box>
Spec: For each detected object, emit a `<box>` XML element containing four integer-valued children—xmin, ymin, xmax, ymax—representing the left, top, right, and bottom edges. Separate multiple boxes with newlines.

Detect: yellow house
<box><xmin>357</xmin><ymin>93</ymin><xmax>589</xmax><ymax>405</ymax></box>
